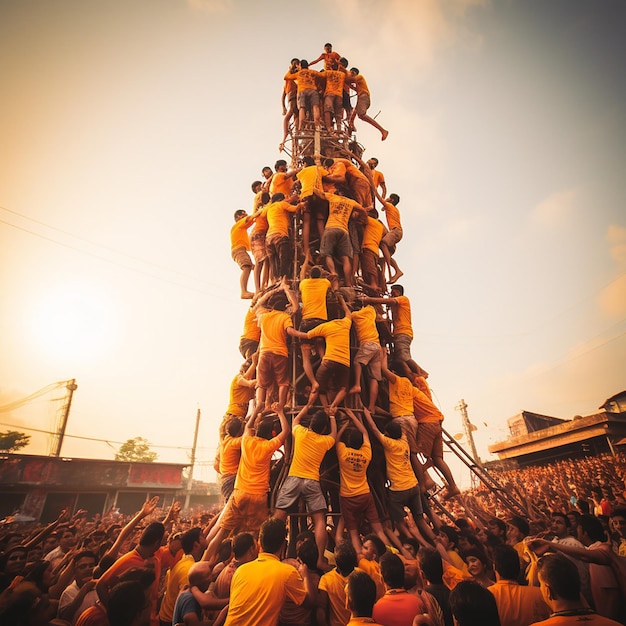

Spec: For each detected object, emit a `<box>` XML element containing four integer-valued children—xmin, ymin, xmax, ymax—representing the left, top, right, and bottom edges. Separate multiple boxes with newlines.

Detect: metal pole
<box><xmin>53</xmin><ymin>379</ymin><xmax>77</xmax><ymax>457</ymax></box>
<box><xmin>455</xmin><ymin>398</ymin><xmax>481</xmax><ymax>466</ymax></box>
<box><xmin>184</xmin><ymin>408</ymin><xmax>201</xmax><ymax>509</ymax></box>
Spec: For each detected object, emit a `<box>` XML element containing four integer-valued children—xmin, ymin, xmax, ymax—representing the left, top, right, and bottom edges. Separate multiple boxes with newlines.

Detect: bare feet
<box><xmin>278</xmin><ymin>142</ymin><xmax>285</xmax><ymax>152</ymax></box>
<box><xmin>388</xmin><ymin>270</ymin><xmax>403</xmax><ymax>284</ymax></box>
<box><xmin>442</xmin><ymin>487</ymin><xmax>461</xmax><ymax>501</ymax></box>
<box><xmin>348</xmin><ymin>385</ymin><xmax>362</xmax><ymax>395</ymax></box>
<box><xmin>381</xmin><ymin>129</ymin><xmax>389</xmax><ymax>141</ymax></box>
<box><xmin>241</xmin><ymin>291</ymin><xmax>254</xmax><ymax>300</ymax></box>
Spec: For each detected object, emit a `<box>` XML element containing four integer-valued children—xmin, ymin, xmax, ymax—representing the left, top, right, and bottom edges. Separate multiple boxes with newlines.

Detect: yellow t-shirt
<box><xmin>288</xmin><ymin>424</ymin><xmax>335</xmax><ymax>481</ymax></box>
<box><xmin>388</xmin><ymin>375</ymin><xmax>415</xmax><ymax>417</ymax></box>
<box><xmin>300</xmin><ymin>277</ymin><xmax>331</xmax><ymax>320</ymax></box>
<box><xmin>258</xmin><ymin>309</ymin><xmax>293</xmax><ymax>357</ymax></box>
<box><xmin>380</xmin><ymin>435</ymin><xmax>417</xmax><ymax>491</ymax></box>
<box><xmin>230</xmin><ymin>215</ymin><xmax>253</xmax><ymax>250</ymax></box>
<box><xmin>225</xmin><ymin>553</ymin><xmax>306</xmax><ymax>625</ymax></box>
<box><xmin>319</xmin><ymin>568</ymin><xmax>352</xmax><ymax>626</ymax></box>
<box><xmin>382</xmin><ymin>201</ymin><xmax>402</xmax><ymax>231</ymax></box>
<box><xmin>324</xmin><ymin>69</ymin><xmax>345</xmax><ymax>96</ymax></box>
<box><xmin>269</xmin><ymin>172</ymin><xmax>295</xmax><ymax>197</ymax></box>
<box><xmin>266</xmin><ymin>200</ymin><xmax>297</xmax><ymax>238</ymax></box>
<box><xmin>226</xmin><ymin>374</ymin><xmax>254</xmax><ymax>417</ymax></box>
<box><xmin>234</xmin><ymin>434</ymin><xmax>283</xmax><ymax>494</ymax></box>
<box><xmin>307</xmin><ymin>316</ymin><xmax>352</xmax><ymax>366</ymax></box>
<box><xmin>393</xmin><ymin>295</ymin><xmax>413</xmax><ymax>338</ymax></box>
<box><xmin>325</xmin><ymin>193</ymin><xmax>360</xmax><ymax>233</ymax></box>
<box><xmin>297</xmin><ymin>165</ymin><xmax>328</xmax><ymax>199</ymax></box>
<box><xmin>219</xmin><ymin>435</ymin><xmax>242</xmax><ymax>476</ymax></box>
<box><xmin>286</xmin><ymin>68</ymin><xmax>320</xmax><ymax>92</ymax></box>
<box><xmin>351</xmin><ymin>306</ymin><xmax>380</xmax><ymax>345</ymax></box>
<box><xmin>336</xmin><ymin>440</ymin><xmax>371</xmax><ymax>497</ymax></box>
<box><xmin>362</xmin><ymin>216</ymin><xmax>385</xmax><ymax>254</ymax></box>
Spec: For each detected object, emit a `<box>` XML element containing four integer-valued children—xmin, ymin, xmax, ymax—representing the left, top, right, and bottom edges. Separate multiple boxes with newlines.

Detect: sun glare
<box><xmin>29</xmin><ymin>283</ymin><xmax>118</xmax><ymax>363</ymax></box>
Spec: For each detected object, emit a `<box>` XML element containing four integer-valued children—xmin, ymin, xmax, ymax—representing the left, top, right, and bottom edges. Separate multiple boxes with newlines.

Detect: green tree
<box><xmin>115</xmin><ymin>437</ymin><xmax>158</xmax><ymax>463</ymax></box>
<box><xmin>0</xmin><ymin>430</ymin><xmax>31</xmax><ymax>453</ymax></box>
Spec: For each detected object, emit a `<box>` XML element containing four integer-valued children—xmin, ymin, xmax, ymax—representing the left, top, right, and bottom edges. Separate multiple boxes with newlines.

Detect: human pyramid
<box><xmin>218</xmin><ymin>42</ymin><xmax>462</xmax><ymax>574</ymax></box>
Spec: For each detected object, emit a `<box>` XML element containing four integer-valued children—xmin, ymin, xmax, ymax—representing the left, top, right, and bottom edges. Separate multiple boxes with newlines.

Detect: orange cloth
<box><xmin>234</xmin><ymin>434</ymin><xmax>284</xmax><ymax>494</ymax></box>
<box><xmin>319</xmin><ymin>568</ymin><xmax>353</xmax><ymax>626</ymax></box>
<box><xmin>269</xmin><ymin>172</ymin><xmax>295</xmax><ymax>197</ymax></box>
<box><xmin>388</xmin><ymin>375</ymin><xmax>416</xmax><ymax>418</ymax></box>
<box><xmin>219</xmin><ymin>435</ymin><xmax>242</xmax><ymax>476</ymax></box>
<box><xmin>324</xmin><ymin>69</ymin><xmax>345</xmax><ymax>96</ymax></box>
<box><xmin>266</xmin><ymin>200</ymin><xmax>297</xmax><ymax>238</ymax></box>
<box><xmin>488</xmin><ymin>580</ymin><xmax>551</xmax><ymax>626</ymax></box>
<box><xmin>351</xmin><ymin>305</ymin><xmax>380</xmax><ymax>345</ymax></box>
<box><xmin>362</xmin><ymin>216</ymin><xmax>385</xmax><ymax>255</ymax></box>
<box><xmin>413</xmin><ymin>386</ymin><xmax>444</xmax><ymax>423</ymax></box>
<box><xmin>297</xmin><ymin>165</ymin><xmax>328</xmax><ymax>198</ymax></box>
<box><xmin>241</xmin><ymin>306</ymin><xmax>261</xmax><ymax>342</ymax></box>
<box><xmin>350</xmin><ymin>73</ymin><xmax>370</xmax><ymax>96</ymax></box>
<box><xmin>284</xmin><ymin>68</ymin><xmax>321</xmax><ymax>92</ymax></box>
<box><xmin>300</xmin><ymin>277</ymin><xmax>331</xmax><ymax>320</ymax></box>
<box><xmin>325</xmin><ymin>192</ymin><xmax>362</xmax><ymax>232</ymax></box>
<box><xmin>383</xmin><ymin>201</ymin><xmax>402</xmax><ymax>231</ymax></box>
<box><xmin>392</xmin><ymin>295</ymin><xmax>413</xmax><ymax>338</ymax></box>
<box><xmin>230</xmin><ymin>215</ymin><xmax>253</xmax><ymax>250</ymax></box>
<box><xmin>307</xmin><ymin>316</ymin><xmax>352</xmax><ymax>366</ymax></box>
<box><xmin>358</xmin><ymin>557</ymin><xmax>385</xmax><ymax>600</ymax></box>
<box><xmin>226</xmin><ymin>374</ymin><xmax>254</xmax><ymax>417</ymax></box>
<box><xmin>258</xmin><ymin>309</ymin><xmax>293</xmax><ymax>357</ymax></box>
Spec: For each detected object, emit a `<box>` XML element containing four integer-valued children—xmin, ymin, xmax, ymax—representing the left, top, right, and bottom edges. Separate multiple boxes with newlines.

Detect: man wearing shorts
<box><xmin>284</xmin><ymin>59</ymin><xmax>322</xmax><ymax>129</ymax></box>
<box><xmin>312</xmin><ymin>187</ymin><xmax>367</xmax><ymax>287</ymax></box>
<box><xmin>337</xmin><ymin>409</ymin><xmax>410</xmax><ymax>557</ymax></box>
<box><xmin>298</xmin><ymin>265</ymin><xmax>332</xmax><ymax>390</ymax></box>
<box><xmin>230</xmin><ymin>209</ymin><xmax>256</xmax><ymax>299</ymax></box>
<box><xmin>274</xmin><ymin>400</ymin><xmax>337</xmax><ymax>570</ymax></box>
<box><xmin>205</xmin><ymin>408</ymin><xmax>290</xmax><ymax>563</ymax></box>
<box><xmin>292</xmin><ymin>292</ymin><xmax>352</xmax><ymax>413</ymax></box>
<box><xmin>362</xmin><ymin>407</ymin><xmax>436</xmax><ymax>548</ymax></box>
<box><xmin>254</xmin><ymin>279</ymin><xmax>299</xmax><ymax>414</ymax></box>
<box><xmin>347</xmin><ymin>68</ymin><xmax>389</xmax><ymax>141</ymax></box>
<box><xmin>348</xmin><ymin>302</ymin><xmax>382</xmax><ymax>414</ymax></box>
<box><xmin>380</xmin><ymin>193</ymin><xmax>404</xmax><ymax>284</ymax></box>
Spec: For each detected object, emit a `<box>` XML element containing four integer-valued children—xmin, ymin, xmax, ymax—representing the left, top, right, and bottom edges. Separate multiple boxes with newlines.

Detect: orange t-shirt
<box><xmin>388</xmin><ymin>375</ymin><xmax>415</xmax><ymax>418</ymax></box>
<box><xmin>234</xmin><ymin>434</ymin><xmax>284</xmax><ymax>494</ymax></box>
<box><xmin>285</xmin><ymin>68</ymin><xmax>320</xmax><ymax>92</ymax></box>
<box><xmin>266</xmin><ymin>200</ymin><xmax>297</xmax><ymax>238</ymax></box>
<box><xmin>226</xmin><ymin>374</ymin><xmax>254</xmax><ymax>417</ymax></box>
<box><xmin>241</xmin><ymin>307</ymin><xmax>261</xmax><ymax>342</ymax></box>
<box><xmin>288</xmin><ymin>424</ymin><xmax>335</xmax><ymax>481</ymax></box>
<box><xmin>300</xmin><ymin>277</ymin><xmax>331</xmax><ymax>320</ymax></box>
<box><xmin>392</xmin><ymin>295</ymin><xmax>413</xmax><ymax>338</ymax></box>
<box><xmin>258</xmin><ymin>308</ymin><xmax>293</xmax><ymax>357</ymax></box>
<box><xmin>323</xmin><ymin>69</ymin><xmax>345</xmax><ymax>96</ymax></box>
<box><xmin>413</xmin><ymin>387</ymin><xmax>443</xmax><ymax>424</ymax></box>
<box><xmin>336</xmin><ymin>440</ymin><xmax>371</xmax><ymax>497</ymax></box>
<box><xmin>351</xmin><ymin>305</ymin><xmax>379</xmax><ymax>345</ymax></box>
<box><xmin>219</xmin><ymin>435</ymin><xmax>242</xmax><ymax>476</ymax></box>
<box><xmin>380</xmin><ymin>436</ymin><xmax>417</xmax><ymax>491</ymax></box>
<box><xmin>307</xmin><ymin>317</ymin><xmax>351</xmax><ymax>366</ymax></box>
<box><xmin>350</xmin><ymin>73</ymin><xmax>370</xmax><ymax>96</ymax></box>
<box><xmin>362</xmin><ymin>216</ymin><xmax>385</xmax><ymax>255</ymax></box>
<box><xmin>297</xmin><ymin>165</ymin><xmax>328</xmax><ymax>199</ymax></box>
<box><xmin>269</xmin><ymin>172</ymin><xmax>295</xmax><ymax>197</ymax></box>
<box><xmin>230</xmin><ymin>215</ymin><xmax>253</xmax><ymax>250</ymax></box>
<box><xmin>325</xmin><ymin>193</ymin><xmax>361</xmax><ymax>232</ymax></box>
<box><xmin>383</xmin><ymin>201</ymin><xmax>402</xmax><ymax>231</ymax></box>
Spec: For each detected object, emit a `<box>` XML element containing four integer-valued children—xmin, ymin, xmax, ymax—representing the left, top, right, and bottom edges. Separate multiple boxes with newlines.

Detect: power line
<box><xmin>0</xmin><ymin>212</ymin><xmax>236</xmax><ymax>303</ymax></box>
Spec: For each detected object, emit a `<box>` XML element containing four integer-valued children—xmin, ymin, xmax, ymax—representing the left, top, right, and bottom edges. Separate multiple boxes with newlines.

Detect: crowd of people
<box><xmin>0</xmin><ymin>455</ymin><xmax>625</xmax><ymax>626</ymax></box>
<box><xmin>2</xmin><ymin>43</ymin><xmax>626</xmax><ymax>626</ymax></box>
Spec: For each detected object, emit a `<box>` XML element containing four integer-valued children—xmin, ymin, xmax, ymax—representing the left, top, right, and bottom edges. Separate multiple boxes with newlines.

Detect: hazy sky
<box><xmin>1</xmin><ymin>0</ymin><xmax>625</xmax><ymax>487</ymax></box>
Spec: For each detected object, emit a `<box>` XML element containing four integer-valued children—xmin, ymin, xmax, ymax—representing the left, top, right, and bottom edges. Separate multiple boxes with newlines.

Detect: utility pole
<box><xmin>52</xmin><ymin>379</ymin><xmax>77</xmax><ymax>457</ymax></box>
<box><xmin>455</xmin><ymin>398</ymin><xmax>481</xmax><ymax>467</ymax></box>
<box><xmin>184</xmin><ymin>407</ymin><xmax>201</xmax><ymax>509</ymax></box>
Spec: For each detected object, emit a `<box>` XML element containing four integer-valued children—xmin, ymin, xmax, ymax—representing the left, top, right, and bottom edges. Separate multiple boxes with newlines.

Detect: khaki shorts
<box><xmin>250</xmin><ymin>231</ymin><xmax>267</xmax><ymax>263</ymax></box>
<box><xmin>355</xmin><ymin>92</ymin><xmax>371</xmax><ymax>116</ymax></box>
<box><xmin>382</xmin><ymin>227</ymin><xmax>403</xmax><ymax>249</ymax></box>
<box><xmin>354</xmin><ymin>342</ymin><xmax>382</xmax><ymax>381</ymax></box>
<box><xmin>231</xmin><ymin>245</ymin><xmax>252</xmax><ymax>269</ymax></box>
<box><xmin>394</xmin><ymin>415</ymin><xmax>418</xmax><ymax>453</ymax></box>
<box><xmin>275</xmin><ymin>476</ymin><xmax>327</xmax><ymax>513</ymax></box>
<box><xmin>416</xmin><ymin>421</ymin><xmax>444</xmax><ymax>459</ymax></box>
<box><xmin>220</xmin><ymin>489</ymin><xmax>268</xmax><ymax>532</ymax></box>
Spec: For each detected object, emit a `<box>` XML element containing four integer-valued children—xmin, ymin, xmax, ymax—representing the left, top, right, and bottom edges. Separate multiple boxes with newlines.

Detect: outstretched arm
<box><xmin>362</xmin><ymin>407</ymin><xmax>384</xmax><ymax>443</ymax></box>
<box><xmin>343</xmin><ymin>408</ymin><xmax>370</xmax><ymax>444</ymax></box>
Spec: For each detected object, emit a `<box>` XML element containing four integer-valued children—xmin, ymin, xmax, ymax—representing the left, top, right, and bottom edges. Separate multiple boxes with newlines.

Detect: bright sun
<box><xmin>29</xmin><ymin>283</ymin><xmax>118</xmax><ymax>363</ymax></box>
